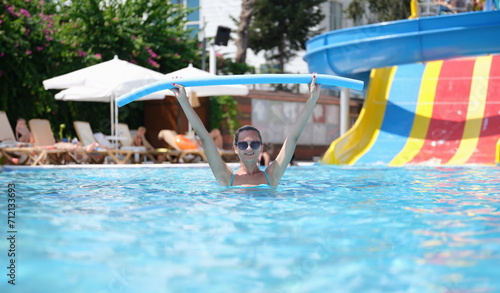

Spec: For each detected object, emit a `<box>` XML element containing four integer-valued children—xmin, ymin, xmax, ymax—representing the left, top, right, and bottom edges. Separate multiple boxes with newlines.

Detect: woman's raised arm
<box><xmin>171</xmin><ymin>84</ymin><xmax>233</xmax><ymax>185</ymax></box>
<box><xmin>267</xmin><ymin>75</ymin><xmax>322</xmax><ymax>185</ymax></box>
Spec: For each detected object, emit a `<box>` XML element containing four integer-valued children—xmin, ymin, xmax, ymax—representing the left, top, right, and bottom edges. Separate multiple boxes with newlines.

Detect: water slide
<box><xmin>304</xmin><ymin>10</ymin><xmax>500</xmax><ymax>165</ymax></box>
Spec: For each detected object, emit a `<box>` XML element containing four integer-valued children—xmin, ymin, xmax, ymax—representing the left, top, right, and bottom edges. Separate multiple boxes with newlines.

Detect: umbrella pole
<box><xmin>110</xmin><ymin>100</ymin><xmax>114</xmax><ymax>137</ymax></box>
<box><xmin>114</xmin><ymin>100</ymin><xmax>119</xmax><ymax>137</ymax></box>
<box><xmin>188</xmin><ymin>92</ymin><xmax>194</xmax><ymax>137</ymax></box>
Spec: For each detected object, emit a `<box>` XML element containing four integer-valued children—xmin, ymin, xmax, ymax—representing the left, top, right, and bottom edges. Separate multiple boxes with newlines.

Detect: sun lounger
<box><xmin>0</xmin><ymin>111</ymin><xmax>30</xmax><ymax>147</ymax></box>
<box><xmin>1</xmin><ymin>117</ymin><xmax>69</xmax><ymax>166</ymax></box>
<box><xmin>115</xmin><ymin>123</ymin><xmax>173</xmax><ymax>163</ymax></box>
<box><xmin>28</xmin><ymin>119</ymin><xmax>83</xmax><ymax>164</ymax></box>
<box><xmin>73</xmin><ymin>121</ymin><xmax>170</xmax><ymax>164</ymax></box>
<box><xmin>74</xmin><ymin>121</ymin><xmax>143</xmax><ymax>164</ymax></box>
<box><xmin>0</xmin><ymin>112</ymin><xmax>33</xmax><ymax>149</ymax></box>
<box><xmin>157</xmin><ymin>129</ymin><xmax>238</xmax><ymax>163</ymax></box>
<box><xmin>28</xmin><ymin>119</ymin><xmax>106</xmax><ymax>165</ymax></box>
<box><xmin>115</xmin><ymin>123</ymin><xmax>152</xmax><ymax>163</ymax></box>
<box><xmin>157</xmin><ymin>130</ymin><xmax>208</xmax><ymax>163</ymax></box>
<box><xmin>0</xmin><ymin>112</ymin><xmax>54</xmax><ymax>165</ymax></box>
<box><xmin>72</xmin><ymin>121</ymin><xmax>132</xmax><ymax>164</ymax></box>
<box><xmin>0</xmin><ymin>111</ymin><xmax>27</xmax><ymax>164</ymax></box>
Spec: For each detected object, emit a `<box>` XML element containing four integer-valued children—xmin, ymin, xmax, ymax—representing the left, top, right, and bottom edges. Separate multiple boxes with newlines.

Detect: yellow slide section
<box><xmin>320</xmin><ymin>67</ymin><xmax>396</xmax><ymax>165</ymax></box>
<box><xmin>497</xmin><ymin>138</ymin><xmax>500</xmax><ymax>164</ymax></box>
<box><xmin>446</xmin><ymin>56</ymin><xmax>492</xmax><ymax>165</ymax></box>
<box><xmin>389</xmin><ymin>61</ymin><xmax>442</xmax><ymax>166</ymax></box>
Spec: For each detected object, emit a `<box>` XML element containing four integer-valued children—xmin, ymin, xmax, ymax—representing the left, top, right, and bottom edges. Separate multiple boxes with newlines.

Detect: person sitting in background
<box><xmin>195</xmin><ymin>128</ymin><xmax>225</xmax><ymax>150</ymax></box>
<box><xmin>471</xmin><ymin>0</ymin><xmax>484</xmax><ymax>10</ymax></box>
<box><xmin>133</xmin><ymin>126</ymin><xmax>147</xmax><ymax>147</ymax></box>
<box><xmin>259</xmin><ymin>143</ymin><xmax>274</xmax><ymax>166</ymax></box>
<box><xmin>53</xmin><ymin>141</ymin><xmax>102</xmax><ymax>152</ymax></box>
<box><xmin>210</xmin><ymin>128</ymin><xmax>223</xmax><ymax>149</ymax></box>
<box><xmin>133</xmin><ymin>126</ymin><xmax>154</xmax><ymax>150</ymax></box>
<box><xmin>433</xmin><ymin>0</ymin><xmax>456</xmax><ymax>14</ymax></box>
<box><xmin>15</xmin><ymin>118</ymin><xmax>33</xmax><ymax>143</ymax></box>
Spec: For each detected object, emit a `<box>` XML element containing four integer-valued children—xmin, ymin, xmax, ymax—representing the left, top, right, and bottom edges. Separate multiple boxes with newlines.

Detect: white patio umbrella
<box><xmin>144</xmin><ymin>63</ymin><xmax>249</xmax><ymax>100</ymax></box>
<box><xmin>54</xmin><ymin>86</ymin><xmax>112</xmax><ymax>102</ymax></box>
<box><xmin>143</xmin><ymin>63</ymin><xmax>249</xmax><ymax>136</ymax></box>
<box><xmin>43</xmin><ymin>55</ymin><xmax>165</xmax><ymax>136</ymax></box>
<box><xmin>54</xmin><ymin>86</ymin><xmax>162</xmax><ymax>102</ymax></box>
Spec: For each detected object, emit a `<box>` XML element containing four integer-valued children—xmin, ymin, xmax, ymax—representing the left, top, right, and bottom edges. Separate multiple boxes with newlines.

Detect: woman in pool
<box><xmin>171</xmin><ymin>75</ymin><xmax>321</xmax><ymax>187</ymax></box>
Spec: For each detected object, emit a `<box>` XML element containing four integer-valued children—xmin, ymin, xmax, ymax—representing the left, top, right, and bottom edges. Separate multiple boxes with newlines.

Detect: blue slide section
<box><xmin>304</xmin><ymin>11</ymin><xmax>500</xmax><ymax>84</ymax></box>
<box><xmin>355</xmin><ymin>63</ymin><xmax>425</xmax><ymax>164</ymax></box>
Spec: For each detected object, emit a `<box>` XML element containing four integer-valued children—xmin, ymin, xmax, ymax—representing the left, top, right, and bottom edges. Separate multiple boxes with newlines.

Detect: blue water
<box><xmin>0</xmin><ymin>165</ymin><xmax>499</xmax><ymax>293</ymax></box>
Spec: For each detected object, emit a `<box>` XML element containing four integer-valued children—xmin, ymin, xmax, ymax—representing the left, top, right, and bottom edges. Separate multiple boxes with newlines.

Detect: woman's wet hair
<box><xmin>233</xmin><ymin>125</ymin><xmax>262</xmax><ymax>145</ymax></box>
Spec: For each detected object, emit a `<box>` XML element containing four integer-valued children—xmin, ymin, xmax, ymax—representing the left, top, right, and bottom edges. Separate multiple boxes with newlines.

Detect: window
<box><xmin>330</xmin><ymin>1</ymin><xmax>343</xmax><ymax>30</ymax></box>
<box><xmin>187</xmin><ymin>24</ymin><xmax>200</xmax><ymax>39</ymax></box>
<box><xmin>186</xmin><ymin>0</ymin><xmax>200</xmax><ymax>22</ymax></box>
<box><xmin>171</xmin><ymin>0</ymin><xmax>201</xmax><ymax>39</ymax></box>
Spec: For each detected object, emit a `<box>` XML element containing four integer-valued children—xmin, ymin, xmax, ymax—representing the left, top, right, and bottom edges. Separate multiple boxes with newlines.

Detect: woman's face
<box><xmin>234</xmin><ymin>130</ymin><xmax>262</xmax><ymax>161</ymax></box>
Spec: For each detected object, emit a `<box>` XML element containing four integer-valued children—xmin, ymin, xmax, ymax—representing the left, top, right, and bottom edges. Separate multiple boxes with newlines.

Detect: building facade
<box><xmin>172</xmin><ymin>0</ymin><xmax>362</xmax><ymax>76</ymax></box>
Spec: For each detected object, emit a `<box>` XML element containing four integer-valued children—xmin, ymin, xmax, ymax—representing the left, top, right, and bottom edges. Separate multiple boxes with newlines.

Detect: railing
<box><xmin>417</xmin><ymin>0</ymin><xmax>470</xmax><ymax>17</ymax></box>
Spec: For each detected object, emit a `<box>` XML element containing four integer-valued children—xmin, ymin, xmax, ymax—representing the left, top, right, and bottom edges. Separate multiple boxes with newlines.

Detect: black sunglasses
<box><xmin>235</xmin><ymin>140</ymin><xmax>262</xmax><ymax>151</ymax></box>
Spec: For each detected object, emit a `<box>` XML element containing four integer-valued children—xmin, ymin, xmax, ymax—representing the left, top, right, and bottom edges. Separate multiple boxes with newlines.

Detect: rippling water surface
<box><xmin>1</xmin><ymin>165</ymin><xmax>499</xmax><ymax>293</ymax></box>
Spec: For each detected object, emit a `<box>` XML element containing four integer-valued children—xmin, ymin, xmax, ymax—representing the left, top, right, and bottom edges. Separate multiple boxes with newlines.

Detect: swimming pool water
<box><xmin>1</xmin><ymin>165</ymin><xmax>499</xmax><ymax>293</ymax></box>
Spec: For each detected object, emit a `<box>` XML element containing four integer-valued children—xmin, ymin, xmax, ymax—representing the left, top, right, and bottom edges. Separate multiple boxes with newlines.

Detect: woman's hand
<box><xmin>309</xmin><ymin>73</ymin><xmax>321</xmax><ymax>100</ymax></box>
<box><xmin>171</xmin><ymin>83</ymin><xmax>188</xmax><ymax>101</ymax></box>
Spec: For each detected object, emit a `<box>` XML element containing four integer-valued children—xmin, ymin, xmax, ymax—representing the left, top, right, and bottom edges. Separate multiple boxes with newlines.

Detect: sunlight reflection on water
<box><xmin>1</xmin><ymin>165</ymin><xmax>499</xmax><ymax>293</ymax></box>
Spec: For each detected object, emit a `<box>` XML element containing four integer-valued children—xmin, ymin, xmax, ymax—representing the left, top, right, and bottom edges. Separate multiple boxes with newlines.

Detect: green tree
<box><xmin>209</xmin><ymin>95</ymin><xmax>240</xmax><ymax>135</ymax></box>
<box><xmin>217</xmin><ymin>53</ymin><xmax>255</xmax><ymax>75</ymax></box>
<box><xmin>1</xmin><ymin>0</ymin><xmax>200</xmax><ymax>136</ymax></box>
<box><xmin>248</xmin><ymin>0</ymin><xmax>326</xmax><ymax>74</ymax></box>
<box><xmin>235</xmin><ymin>0</ymin><xmax>256</xmax><ymax>64</ymax></box>
<box><xmin>0</xmin><ymin>0</ymin><xmax>76</xmax><ymax>127</ymax></box>
<box><xmin>56</xmin><ymin>0</ymin><xmax>200</xmax><ymax>74</ymax></box>
<box><xmin>346</xmin><ymin>0</ymin><xmax>411</xmax><ymax>23</ymax></box>
<box><xmin>53</xmin><ymin>0</ymin><xmax>201</xmax><ymax>132</ymax></box>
